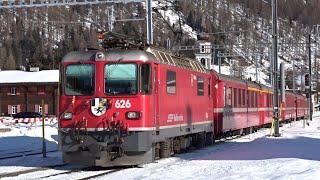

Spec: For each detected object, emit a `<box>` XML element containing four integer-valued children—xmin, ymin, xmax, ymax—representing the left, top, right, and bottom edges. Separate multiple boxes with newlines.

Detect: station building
<box><xmin>0</xmin><ymin>69</ymin><xmax>59</xmax><ymax>116</ymax></box>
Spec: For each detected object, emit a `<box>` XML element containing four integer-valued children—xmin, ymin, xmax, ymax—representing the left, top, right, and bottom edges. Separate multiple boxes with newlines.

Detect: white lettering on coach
<box><xmin>115</xmin><ymin>100</ymin><xmax>131</xmax><ymax>108</ymax></box>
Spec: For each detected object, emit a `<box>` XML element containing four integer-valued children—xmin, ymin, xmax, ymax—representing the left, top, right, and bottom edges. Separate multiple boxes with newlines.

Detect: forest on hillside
<box><xmin>0</xmin><ymin>0</ymin><xmax>320</xmax><ymax>71</ymax></box>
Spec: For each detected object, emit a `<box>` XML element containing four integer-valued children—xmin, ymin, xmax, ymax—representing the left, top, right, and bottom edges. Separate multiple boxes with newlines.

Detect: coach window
<box><xmin>256</xmin><ymin>92</ymin><xmax>258</xmax><ymax>107</ymax></box>
<box><xmin>249</xmin><ymin>91</ymin><xmax>252</xmax><ymax>108</ymax></box>
<box><xmin>248</xmin><ymin>91</ymin><xmax>250</xmax><ymax>107</ymax></box>
<box><xmin>197</xmin><ymin>76</ymin><xmax>204</xmax><ymax>96</ymax></box>
<box><xmin>252</xmin><ymin>92</ymin><xmax>254</xmax><ymax>107</ymax></box>
<box><xmin>65</xmin><ymin>64</ymin><xmax>95</xmax><ymax>95</ymax></box>
<box><xmin>253</xmin><ymin>92</ymin><xmax>256</xmax><ymax>107</ymax></box>
<box><xmin>140</xmin><ymin>64</ymin><xmax>151</xmax><ymax>94</ymax></box>
<box><xmin>226</xmin><ymin>87</ymin><xmax>232</xmax><ymax>106</ymax></box>
<box><xmin>238</xmin><ymin>89</ymin><xmax>241</xmax><ymax>107</ymax></box>
<box><xmin>242</xmin><ymin>89</ymin><xmax>246</xmax><ymax>106</ymax></box>
<box><xmin>167</xmin><ymin>70</ymin><xmax>176</xmax><ymax>94</ymax></box>
<box><xmin>233</xmin><ymin>88</ymin><xmax>237</xmax><ymax>107</ymax></box>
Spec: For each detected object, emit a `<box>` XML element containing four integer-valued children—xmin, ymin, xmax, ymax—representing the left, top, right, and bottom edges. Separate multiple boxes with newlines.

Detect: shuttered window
<box><xmin>11</xmin><ymin>105</ymin><xmax>17</xmax><ymax>115</ymax></box>
<box><xmin>34</xmin><ymin>104</ymin><xmax>48</xmax><ymax>114</ymax></box>
<box><xmin>8</xmin><ymin>105</ymin><xmax>12</xmax><ymax>115</ymax></box>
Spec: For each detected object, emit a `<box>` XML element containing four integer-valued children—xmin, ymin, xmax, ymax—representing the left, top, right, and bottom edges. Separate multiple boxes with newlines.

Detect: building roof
<box><xmin>0</xmin><ymin>70</ymin><xmax>59</xmax><ymax>84</ymax></box>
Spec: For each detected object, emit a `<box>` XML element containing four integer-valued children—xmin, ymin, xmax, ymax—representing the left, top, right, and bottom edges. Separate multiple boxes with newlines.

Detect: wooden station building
<box><xmin>0</xmin><ymin>70</ymin><xmax>59</xmax><ymax>116</ymax></box>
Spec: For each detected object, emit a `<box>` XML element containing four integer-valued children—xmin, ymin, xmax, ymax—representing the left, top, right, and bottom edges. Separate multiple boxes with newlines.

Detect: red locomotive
<box><xmin>58</xmin><ymin>47</ymin><xmax>308</xmax><ymax>167</ymax></box>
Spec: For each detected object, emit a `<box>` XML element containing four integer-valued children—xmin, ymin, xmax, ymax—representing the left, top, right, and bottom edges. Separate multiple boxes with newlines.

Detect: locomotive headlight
<box><xmin>63</xmin><ymin>112</ymin><xmax>73</xmax><ymax>120</ymax></box>
<box><xmin>126</xmin><ymin>111</ymin><xmax>141</xmax><ymax>120</ymax></box>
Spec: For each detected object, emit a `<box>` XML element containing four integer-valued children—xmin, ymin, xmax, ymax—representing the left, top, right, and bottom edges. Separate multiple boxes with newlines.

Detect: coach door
<box><xmin>153</xmin><ymin>64</ymin><xmax>160</xmax><ymax>132</ymax></box>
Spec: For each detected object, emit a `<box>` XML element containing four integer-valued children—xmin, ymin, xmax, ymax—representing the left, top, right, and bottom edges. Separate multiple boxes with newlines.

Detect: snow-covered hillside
<box><xmin>157</xmin><ymin>0</ymin><xmax>319</xmax><ymax>88</ymax></box>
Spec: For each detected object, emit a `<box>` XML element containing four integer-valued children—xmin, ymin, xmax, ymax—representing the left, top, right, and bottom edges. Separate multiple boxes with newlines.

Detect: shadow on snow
<box><xmin>179</xmin><ymin>135</ymin><xmax>320</xmax><ymax>161</ymax></box>
<box><xmin>0</xmin><ymin>135</ymin><xmax>61</xmax><ymax>168</ymax></box>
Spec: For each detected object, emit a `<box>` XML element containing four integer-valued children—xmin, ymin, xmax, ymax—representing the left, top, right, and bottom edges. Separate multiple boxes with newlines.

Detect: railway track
<box><xmin>0</xmin><ymin>163</ymin><xmax>127</xmax><ymax>180</ymax></box>
<box><xmin>0</xmin><ymin>163</ymin><xmax>69</xmax><ymax>178</ymax></box>
<box><xmin>0</xmin><ymin>149</ymin><xmax>58</xmax><ymax>160</ymax></box>
<box><xmin>38</xmin><ymin>166</ymin><xmax>126</xmax><ymax>180</ymax></box>
<box><xmin>0</xmin><ymin>126</ymin><xmax>287</xmax><ymax>179</ymax></box>
<box><xmin>77</xmin><ymin>168</ymin><xmax>124</xmax><ymax>180</ymax></box>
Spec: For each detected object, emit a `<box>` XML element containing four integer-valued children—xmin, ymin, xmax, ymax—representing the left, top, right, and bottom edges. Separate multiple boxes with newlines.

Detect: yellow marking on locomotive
<box><xmin>248</xmin><ymin>87</ymin><xmax>273</xmax><ymax>94</ymax></box>
<box><xmin>99</xmin><ymin>99</ymin><xmax>107</xmax><ymax>108</ymax></box>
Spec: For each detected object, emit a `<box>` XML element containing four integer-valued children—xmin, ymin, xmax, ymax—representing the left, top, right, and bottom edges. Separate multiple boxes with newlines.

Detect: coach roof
<box><xmin>62</xmin><ymin>49</ymin><xmax>156</xmax><ymax>63</ymax></box>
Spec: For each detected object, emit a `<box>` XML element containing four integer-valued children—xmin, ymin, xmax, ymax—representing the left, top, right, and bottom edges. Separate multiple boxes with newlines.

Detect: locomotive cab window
<box><xmin>140</xmin><ymin>64</ymin><xmax>151</xmax><ymax>94</ymax></box>
<box><xmin>105</xmin><ymin>63</ymin><xmax>137</xmax><ymax>95</ymax></box>
<box><xmin>65</xmin><ymin>64</ymin><xmax>95</xmax><ymax>95</ymax></box>
<box><xmin>166</xmin><ymin>71</ymin><xmax>176</xmax><ymax>94</ymax></box>
<box><xmin>197</xmin><ymin>76</ymin><xmax>204</xmax><ymax>96</ymax></box>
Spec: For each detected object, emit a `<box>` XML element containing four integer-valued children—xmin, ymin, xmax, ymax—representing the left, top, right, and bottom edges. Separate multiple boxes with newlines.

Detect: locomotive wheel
<box><xmin>243</xmin><ymin>127</ymin><xmax>252</xmax><ymax>135</ymax></box>
<box><xmin>205</xmin><ymin>132</ymin><xmax>214</xmax><ymax>146</ymax></box>
<box><xmin>194</xmin><ymin>133</ymin><xmax>206</xmax><ymax>149</ymax></box>
<box><xmin>173</xmin><ymin>138</ymin><xmax>181</xmax><ymax>154</ymax></box>
<box><xmin>155</xmin><ymin>143</ymin><xmax>160</xmax><ymax>160</ymax></box>
<box><xmin>160</xmin><ymin>140</ymin><xmax>171</xmax><ymax>158</ymax></box>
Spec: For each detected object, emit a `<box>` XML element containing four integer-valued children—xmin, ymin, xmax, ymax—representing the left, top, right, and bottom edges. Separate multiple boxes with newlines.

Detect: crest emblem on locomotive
<box><xmin>91</xmin><ymin>98</ymin><xmax>108</xmax><ymax>116</ymax></box>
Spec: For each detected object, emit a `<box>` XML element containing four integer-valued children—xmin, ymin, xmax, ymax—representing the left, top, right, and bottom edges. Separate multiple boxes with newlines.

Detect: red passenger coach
<box><xmin>212</xmin><ymin>75</ymin><xmax>274</xmax><ymax>136</ymax></box>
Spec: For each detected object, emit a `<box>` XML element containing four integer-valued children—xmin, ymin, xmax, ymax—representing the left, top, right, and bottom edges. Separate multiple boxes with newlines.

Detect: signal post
<box><xmin>272</xmin><ymin>0</ymin><xmax>280</xmax><ymax>137</ymax></box>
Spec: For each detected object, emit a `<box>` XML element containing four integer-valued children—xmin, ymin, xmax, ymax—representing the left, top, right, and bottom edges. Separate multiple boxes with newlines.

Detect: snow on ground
<box><xmin>1</xmin><ymin>113</ymin><xmax>320</xmax><ymax>179</ymax></box>
<box><xmin>0</xmin><ymin>121</ymin><xmax>60</xmax><ymax>174</ymax></box>
<box><xmin>0</xmin><ymin>121</ymin><xmax>58</xmax><ymax>151</ymax></box>
<box><xmin>97</xmin><ymin>113</ymin><xmax>320</xmax><ymax>180</ymax></box>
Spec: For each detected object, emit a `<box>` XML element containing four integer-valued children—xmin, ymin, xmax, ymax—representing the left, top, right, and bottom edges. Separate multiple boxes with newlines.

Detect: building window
<box><xmin>8</xmin><ymin>105</ymin><xmax>20</xmax><ymax>115</ymax></box>
<box><xmin>10</xmin><ymin>87</ymin><xmax>16</xmax><ymax>95</ymax></box>
<box><xmin>166</xmin><ymin>71</ymin><xmax>176</xmax><ymax>94</ymax></box>
<box><xmin>200</xmin><ymin>58</ymin><xmax>206</xmax><ymax>66</ymax></box>
<box><xmin>35</xmin><ymin>104</ymin><xmax>48</xmax><ymax>115</ymax></box>
<box><xmin>39</xmin><ymin>105</ymin><xmax>43</xmax><ymax>114</ymax></box>
<box><xmin>12</xmin><ymin>105</ymin><xmax>17</xmax><ymax>114</ymax></box>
